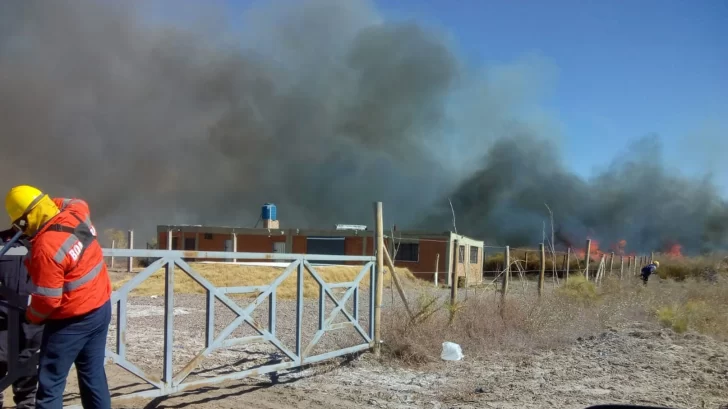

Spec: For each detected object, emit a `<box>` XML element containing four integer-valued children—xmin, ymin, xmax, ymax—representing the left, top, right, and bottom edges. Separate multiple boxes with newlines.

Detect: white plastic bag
<box><xmin>440</xmin><ymin>341</ymin><xmax>464</xmax><ymax>361</ymax></box>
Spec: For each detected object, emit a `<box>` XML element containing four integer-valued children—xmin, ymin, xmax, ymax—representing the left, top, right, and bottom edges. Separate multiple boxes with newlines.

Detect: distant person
<box><xmin>4</xmin><ymin>185</ymin><xmax>112</xmax><ymax>409</ymax></box>
<box><xmin>0</xmin><ymin>235</ymin><xmax>43</xmax><ymax>409</ymax></box>
<box><xmin>640</xmin><ymin>260</ymin><xmax>660</xmax><ymax>285</ymax></box>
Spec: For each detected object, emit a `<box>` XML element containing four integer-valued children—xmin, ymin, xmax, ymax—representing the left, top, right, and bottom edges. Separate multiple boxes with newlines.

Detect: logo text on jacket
<box><xmin>69</xmin><ymin>241</ymin><xmax>84</xmax><ymax>262</ymax></box>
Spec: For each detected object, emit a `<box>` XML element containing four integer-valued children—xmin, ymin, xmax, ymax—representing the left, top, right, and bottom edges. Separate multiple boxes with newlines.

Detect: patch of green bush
<box><xmin>656</xmin><ymin>305</ymin><xmax>689</xmax><ymax>333</ymax></box>
<box><xmin>556</xmin><ymin>274</ymin><xmax>598</xmax><ymax>304</ymax></box>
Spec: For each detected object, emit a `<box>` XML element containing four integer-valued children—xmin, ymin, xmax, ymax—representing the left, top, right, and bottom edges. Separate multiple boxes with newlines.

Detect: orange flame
<box><xmin>572</xmin><ymin>237</ymin><xmax>606</xmax><ymax>261</ymax></box>
<box><xmin>572</xmin><ymin>238</ymin><xmax>631</xmax><ymax>260</ymax></box>
<box><xmin>611</xmin><ymin>239</ymin><xmax>627</xmax><ymax>255</ymax></box>
<box><xmin>663</xmin><ymin>243</ymin><xmax>683</xmax><ymax>258</ymax></box>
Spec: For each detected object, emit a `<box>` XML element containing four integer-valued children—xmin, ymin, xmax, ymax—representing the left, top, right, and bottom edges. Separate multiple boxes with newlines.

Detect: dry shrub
<box><xmin>656</xmin><ymin>253</ymin><xmax>728</xmax><ymax>281</ymax></box>
<box><xmin>646</xmin><ymin>278</ymin><xmax>728</xmax><ymax>339</ymax></box>
<box><xmin>381</xmin><ymin>270</ymin><xmax>728</xmax><ymax>364</ymax></box>
<box><xmin>484</xmin><ymin>251</ymin><xmax>588</xmax><ymax>277</ymax></box>
<box><xmin>556</xmin><ymin>273</ymin><xmax>597</xmax><ymax>304</ymax></box>
<box><xmin>381</xmin><ymin>294</ymin><xmax>535</xmax><ymax>364</ymax></box>
<box><xmin>381</xmin><ymin>288</ymin><xmax>611</xmax><ymax>364</ymax></box>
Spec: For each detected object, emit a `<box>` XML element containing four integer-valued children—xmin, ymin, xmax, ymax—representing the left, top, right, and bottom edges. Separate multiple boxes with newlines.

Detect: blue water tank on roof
<box><xmin>262</xmin><ymin>203</ymin><xmax>277</xmax><ymax>221</ymax></box>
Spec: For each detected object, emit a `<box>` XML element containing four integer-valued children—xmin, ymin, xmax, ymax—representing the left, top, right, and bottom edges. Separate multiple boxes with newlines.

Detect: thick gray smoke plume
<box><xmin>419</xmin><ymin>133</ymin><xmax>728</xmax><ymax>254</ymax></box>
<box><xmin>1</xmin><ymin>0</ymin><xmax>725</xmax><ymax>254</ymax></box>
<box><xmin>0</xmin><ymin>0</ymin><xmax>539</xmax><ymax>239</ymax></box>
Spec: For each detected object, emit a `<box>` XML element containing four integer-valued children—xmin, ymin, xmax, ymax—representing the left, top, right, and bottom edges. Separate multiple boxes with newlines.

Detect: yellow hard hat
<box><xmin>5</xmin><ymin>185</ymin><xmax>45</xmax><ymax>223</ymax></box>
<box><xmin>653</xmin><ymin>260</ymin><xmax>660</xmax><ymax>267</ymax></box>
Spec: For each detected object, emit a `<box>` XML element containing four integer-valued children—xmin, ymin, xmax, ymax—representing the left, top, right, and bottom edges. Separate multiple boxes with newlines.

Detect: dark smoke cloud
<box><xmin>419</xmin><ymin>133</ymin><xmax>728</xmax><ymax>255</ymax></box>
<box><xmin>1</xmin><ymin>0</ymin><xmax>725</xmax><ymax>254</ymax></box>
<box><xmin>0</xmin><ymin>0</ymin><xmax>542</xmax><ymax>241</ymax></box>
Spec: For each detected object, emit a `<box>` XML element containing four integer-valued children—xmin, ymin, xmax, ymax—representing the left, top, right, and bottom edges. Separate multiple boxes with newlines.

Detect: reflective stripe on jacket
<box><xmin>24</xmin><ymin>198</ymin><xmax>111</xmax><ymax>323</ymax></box>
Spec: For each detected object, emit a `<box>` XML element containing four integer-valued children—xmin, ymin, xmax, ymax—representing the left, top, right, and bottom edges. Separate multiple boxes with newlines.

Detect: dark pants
<box><xmin>36</xmin><ymin>300</ymin><xmax>111</xmax><ymax>409</ymax></box>
<box><xmin>641</xmin><ymin>272</ymin><xmax>650</xmax><ymax>285</ymax></box>
<box><xmin>0</xmin><ymin>321</ymin><xmax>43</xmax><ymax>409</ymax></box>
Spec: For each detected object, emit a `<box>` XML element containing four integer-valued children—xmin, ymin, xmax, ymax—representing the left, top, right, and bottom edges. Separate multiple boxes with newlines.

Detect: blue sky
<box><xmin>219</xmin><ymin>0</ymin><xmax>727</xmax><ymax>187</ymax></box>
<box><xmin>375</xmin><ymin>1</ymin><xmax>728</xmax><ymax>182</ymax></box>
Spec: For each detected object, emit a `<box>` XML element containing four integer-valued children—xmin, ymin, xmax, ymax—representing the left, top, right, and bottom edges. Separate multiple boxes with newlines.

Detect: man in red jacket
<box><xmin>5</xmin><ymin>185</ymin><xmax>112</xmax><ymax>409</ymax></box>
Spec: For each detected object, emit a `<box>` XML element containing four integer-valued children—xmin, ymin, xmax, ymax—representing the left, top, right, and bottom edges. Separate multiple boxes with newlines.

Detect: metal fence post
<box><xmin>163</xmin><ymin>259</ymin><xmax>174</xmax><ymax>389</ymax></box>
<box><xmin>127</xmin><ymin>230</ymin><xmax>134</xmax><ymax>272</ymax></box>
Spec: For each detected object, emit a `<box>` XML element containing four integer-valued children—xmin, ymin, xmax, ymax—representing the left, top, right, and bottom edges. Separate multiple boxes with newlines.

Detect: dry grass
<box><xmin>647</xmin><ymin>278</ymin><xmax>728</xmax><ymax>338</ymax></box>
<box><xmin>112</xmin><ymin>262</ymin><xmax>415</xmax><ymax>299</ymax></box>
<box><xmin>381</xmin><ymin>257</ymin><xmax>728</xmax><ymax>364</ymax></box>
<box><xmin>655</xmin><ymin>253</ymin><xmax>728</xmax><ymax>280</ymax></box>
<box><xmin>484</xmin><ymin>251</ymin><xmax>728</xmax><ymax>281</ymax></box>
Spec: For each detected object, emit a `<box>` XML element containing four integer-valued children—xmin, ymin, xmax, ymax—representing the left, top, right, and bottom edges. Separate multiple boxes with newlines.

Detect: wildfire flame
<box><xmin>663</xmin><ymin>243</ymin><xmax>683</xmax><ymax>258</ymax></box>
<box><xmin>569</xmin><ymin>238</ymin><xmax>682</xmax><ymax>261</ymax></box>
<box><xmin>572</xmin><ymin>238</ymin><xmax>632</xmax><ymax>261</ymax></box>
<box><xmin>612</xmin><ymin>239</ymin><xmax>627</xmax><ymax>255</ymax></box>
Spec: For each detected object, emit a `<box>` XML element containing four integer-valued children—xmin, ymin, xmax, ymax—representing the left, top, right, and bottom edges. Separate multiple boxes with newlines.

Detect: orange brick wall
<box><xmin>392</xmin><ymin>238</ymin><xmax>448</xmax><ymax>284</ymax></box>
<box><xmin>292</xmin><ymin>236</ymin><xmax>306</xmax><ymax>253</ymax></box>
<box><xmin>235</xmin><ymin>234</ymin><xmax>285</xmax><ymax>253</ymax></box>
<box><xmin>155</xmin><ymin>231</ymin><xmax>474</xmax><ymax>285</ymax></box>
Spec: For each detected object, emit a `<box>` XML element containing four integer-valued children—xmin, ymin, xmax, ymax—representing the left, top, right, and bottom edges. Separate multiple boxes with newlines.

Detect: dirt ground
<box><xmin>57</xmin><ymin>321</ymin><xmax>728</xmax><ymax>409</ymax></box>
<box><xmin>48</xmin><ymin>286</ymin><xmax>728</xmax><ymax>409</ymax></box>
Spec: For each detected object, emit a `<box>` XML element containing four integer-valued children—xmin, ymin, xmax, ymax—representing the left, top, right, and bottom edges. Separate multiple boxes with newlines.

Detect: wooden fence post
<box><xmin>501</xmin><ymin>246</ymin><xmax>510</xmax><ymax>298</ymax></box>
<box><xmin>628</xmin><ymin>256</ymin><xmax>633</xmax><ymax>275</ymax></box>
<box><xmin>565</xmin><ymin>248</ymin><xmax>571</xmax><ymax>282</ymax></box>
<box><xmin>373</xmin><ymin>202</ymin><xmax>384</xmax><ymax>356</ymax></box>
<box><xmin>584</xmin><ymin>239</ymin><xmax>592</xmax><ymax>280</ymax></box>
<box><xmin>538</xmin><ymin>243</ymin><xmax>545</xmax><ymax>297</ymax></box>
<box><xmin>609</xmin><ymin>252</ymin><xmax>615</xmax><ymax>276</ymax></box>
<box><xmin>620</xmin><ymin>256</ymin><xmax>624</xmax><ymax>280</ymax></box>
<box><xmin>651</xmin><ymin>252</ymin><xmax>654</xmax><ymax>263</ymax></box>
<box><xmin>383</xmin><ymin>248</ymin><xmax>414</xmax><ymax>320</ymax></box>
<box><xmin>434</xmin><ymin>253</ymin><xmax>440</xmax><ymax>287</ymax></box>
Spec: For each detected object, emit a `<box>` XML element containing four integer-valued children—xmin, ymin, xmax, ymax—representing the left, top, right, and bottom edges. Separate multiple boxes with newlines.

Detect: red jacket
<box><xmin>25</xmin><ymin>198</ymin><xmax>111</xmax><ymax>324</ymax></box>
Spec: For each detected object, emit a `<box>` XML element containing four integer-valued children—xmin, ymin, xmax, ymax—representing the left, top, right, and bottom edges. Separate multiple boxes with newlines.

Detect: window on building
<box><xmin>470</xmin><ymin>246</ymin><xmax>479</xmax><ymax>263</ymax></box>
<box><xmin>394</xmin><ymin>243</ymin><xmax>419</xmax><ymax>262</ymax></box>
<box><xmin>204</xmin><ymin>233</ymin><xmax>213</xmax><ymax>240</ymax></box>
<box><xmin>458</xmin><ymin>245</ymin><xmax>465</xmax><ymax>263</ymax></box>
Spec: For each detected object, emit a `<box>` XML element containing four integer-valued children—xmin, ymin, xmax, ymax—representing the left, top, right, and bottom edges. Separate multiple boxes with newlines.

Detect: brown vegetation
<box><xmin>381</xmin><ymin>255</ymin><xmax>728</xmax><ymax>364</ymax></box>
